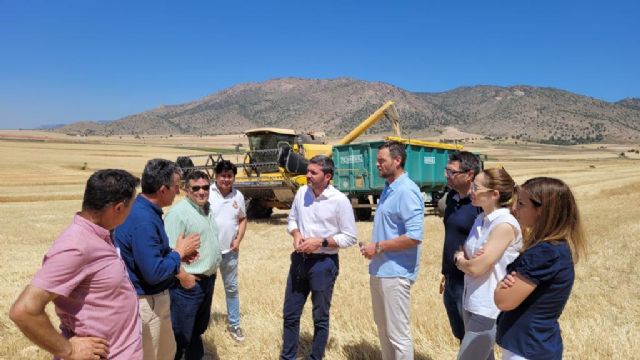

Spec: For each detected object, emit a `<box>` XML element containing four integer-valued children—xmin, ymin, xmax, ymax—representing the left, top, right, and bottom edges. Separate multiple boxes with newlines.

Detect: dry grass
<box><xmin>0</xmin><ymin>135</ymin><xmax>638</xmax><ymax>359</ymax></box>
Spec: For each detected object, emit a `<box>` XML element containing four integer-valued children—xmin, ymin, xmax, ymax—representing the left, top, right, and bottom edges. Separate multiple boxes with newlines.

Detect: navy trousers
<box><xmin>281</xmin><ymin>252</ymin><xmax>339</xmax><ymax>360</ymax></box>
<box><xmin>170</xmin><ymin>274</ymin><xmax>216</xmax><ymax>360</ymax></box>
<box><xmin>443</xmin><ymin>274</ymin><xmax>465</xmax><ymax>342</ymax></box>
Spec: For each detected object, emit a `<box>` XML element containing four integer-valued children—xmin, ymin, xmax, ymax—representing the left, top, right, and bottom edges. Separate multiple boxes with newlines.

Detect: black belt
<box><xmin>297</xmin><ymin>252</ymin><xmax>337</xmax><ymax>260</ymax></box>
<box><xmin>193</xmin><ymin>273</ymin><xmax>214</xmax><ymax>281</ymax></box>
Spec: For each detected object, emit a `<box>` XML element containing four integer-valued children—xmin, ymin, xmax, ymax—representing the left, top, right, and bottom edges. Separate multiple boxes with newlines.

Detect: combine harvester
<box><xmin>176</xmin><ymin>101</ymin><xmax>463</xmax><ymax>220</ymax></box>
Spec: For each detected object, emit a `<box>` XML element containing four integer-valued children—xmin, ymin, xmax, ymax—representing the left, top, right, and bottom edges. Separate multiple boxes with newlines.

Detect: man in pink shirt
<box><xmin>9</xmin><ymin>169</ymin><xmax>143</xmax><ymax>360</ymax></box>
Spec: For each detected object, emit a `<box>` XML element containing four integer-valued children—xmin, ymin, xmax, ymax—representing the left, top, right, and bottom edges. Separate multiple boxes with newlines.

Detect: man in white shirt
<box><xmin>280</xmin><ymin>155</ymin><xmax>358</xmax><ymax>360</ymax></box>
<box><xmin>209</xmin><ymin>160</ymin><xmax>247</xmax><ymax>342</ymax></box>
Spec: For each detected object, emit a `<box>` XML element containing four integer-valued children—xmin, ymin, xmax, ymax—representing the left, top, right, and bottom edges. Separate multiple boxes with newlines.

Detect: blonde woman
<box><xmin>453</xmin><ymin>168</ymin><xmax>522</xmax><ymax>360</ymax></box>
<box><xmin>495</xmin><ymin>177</ymin><xmax>586</xmax><ymax>360</ymax></box>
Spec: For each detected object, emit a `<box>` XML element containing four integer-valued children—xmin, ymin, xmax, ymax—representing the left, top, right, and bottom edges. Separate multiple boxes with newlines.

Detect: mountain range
<box><xmin>55</xmin><ymin>78</ymin><xmax>640</xmax><ymax>144</ymax></box>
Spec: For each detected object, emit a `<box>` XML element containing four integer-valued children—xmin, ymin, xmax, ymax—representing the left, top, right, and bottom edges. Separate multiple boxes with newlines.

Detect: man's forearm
<box><xmin>378</xmin><ymin>235</ymin><xmax>420</xmax><ymax>252</ymax></box>
<box><xmin>236</xmin><ymin>217</ymin><xmax>247</xmax><ymax>242</ymax></box>
<box><xmin>11</xmin><ymin>304</ymin><xmax>72</xmax><ymax>358</ymax></box>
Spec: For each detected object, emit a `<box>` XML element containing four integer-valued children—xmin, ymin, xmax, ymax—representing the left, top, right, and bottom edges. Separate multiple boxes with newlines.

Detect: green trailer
<box><xmin>332</xmin><ymin>137</ymin><xmax>463</xmax><ymax>220</ymax></box>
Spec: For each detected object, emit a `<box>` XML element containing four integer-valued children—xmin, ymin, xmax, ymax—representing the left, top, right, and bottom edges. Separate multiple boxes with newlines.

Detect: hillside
<box><xmin>617</xmin><ymin>97</ymin><xmax>640</xmax><ymax>111</ymax></box>
<box><xmin>56</xmin><ymin>78</ymin><xmax>640</xmax><ymax>143</ymax></box>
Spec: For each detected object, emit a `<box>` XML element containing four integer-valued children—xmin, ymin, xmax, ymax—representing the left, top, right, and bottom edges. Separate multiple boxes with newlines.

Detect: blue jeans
<box><xmin>443</xmin><ymin>274</ymin><xmax>465</xmax><ymax>342</ymax></box>
<box><xmin>281</xmin><ymin>252</ymin><xmax>339</xmax><ymax>360</ymax></box>
<box><xmin>169</xmin><ymin>274</ymin><xmax>216</xmax><ymax>360</ymax></box>
<box><xmin>219</xmin><ymin>251</ymin><xmax>241</xmax><ymax>327</ymax></box>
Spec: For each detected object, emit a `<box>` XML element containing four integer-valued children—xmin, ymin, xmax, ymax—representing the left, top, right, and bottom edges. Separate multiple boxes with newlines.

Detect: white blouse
<box><xmin>463</xmin><ymin>207</ymin><xmax>522</xmax><ymax>319</ymax></box>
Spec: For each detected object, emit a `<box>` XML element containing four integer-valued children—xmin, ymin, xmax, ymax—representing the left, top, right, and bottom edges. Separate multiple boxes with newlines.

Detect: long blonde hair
<box><xmin>520</xmin><ymin>177</ymin><xmax>586</xmax><ymax>263</ymax></box>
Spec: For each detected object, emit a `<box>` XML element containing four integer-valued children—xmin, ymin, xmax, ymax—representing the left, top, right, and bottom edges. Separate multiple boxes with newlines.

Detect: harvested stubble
<box><xmin>0</xmin><ymin>138</ymin><xmax>638</xmax><ymax>359</ymax></box>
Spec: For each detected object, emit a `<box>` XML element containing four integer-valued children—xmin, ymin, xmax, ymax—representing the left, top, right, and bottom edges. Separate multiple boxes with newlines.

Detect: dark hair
<box><xmin>141</xmin><ymin>159</ymin><xmax>181</xmax><ymax>194</ymax></box>
<box><xmin>481</xmin><ymin>167</ymin><xmax>516</xmax><ymax>208</ymax></box>
<box><xmin>449</xmin><ymin>150</ymin><xmax>481</xmax><ymax>175</ymax></box>
<box><xmin>185</xmin><ymin>170</ymin><xmax>210</xmax><ymax>184</ymax></box>
<box><xmin>82</xmin><ymin>169</ymin><xmax>139</xmax><ymax>212</ymax></box>
<box><xmin>309</xmin><ymin>155</ymin><xmax>334</xmax><ymax>179</ymax></box>
<box><xmin>379</xmin><ymin>141</ymin><xmax>406</xmax><ymax>168</ymax></box>
<box><xmin>215</xmin><ymin>160</ymin><xmax>237</xmax><ymax>176</ymax></box>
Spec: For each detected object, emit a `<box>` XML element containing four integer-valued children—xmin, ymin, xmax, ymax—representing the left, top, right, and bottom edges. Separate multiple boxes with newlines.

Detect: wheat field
<box><xmin>0</xmin><ymin>133</ymin><xmax>638</xmax><ymax>359</ymax></box>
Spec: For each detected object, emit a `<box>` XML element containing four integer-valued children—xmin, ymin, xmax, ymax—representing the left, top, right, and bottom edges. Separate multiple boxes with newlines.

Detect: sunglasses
<box><xmin>190</xmin><ymin>185</ymin><xmax>211</xmax><ymax>192</ymax></box>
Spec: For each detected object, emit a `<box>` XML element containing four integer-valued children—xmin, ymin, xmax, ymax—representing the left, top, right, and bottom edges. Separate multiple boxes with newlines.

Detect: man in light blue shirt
<box><xmin>361</xmin><ymin>141</ymin><xmax>424</xmax><ymax>360</ymax></box>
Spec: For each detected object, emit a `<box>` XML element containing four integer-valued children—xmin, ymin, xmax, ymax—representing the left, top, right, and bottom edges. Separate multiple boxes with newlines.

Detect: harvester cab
<box><xmin>242</xmin><ymin>128</ymin><xmax>327</xmax><ymax>177</ymax></box>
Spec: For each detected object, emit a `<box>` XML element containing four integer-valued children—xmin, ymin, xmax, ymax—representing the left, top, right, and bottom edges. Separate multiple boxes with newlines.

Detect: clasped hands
<box><xmin>293</xmin><ymin>234</ymin><xmax>324</xmax><ymax>253</ymax></box>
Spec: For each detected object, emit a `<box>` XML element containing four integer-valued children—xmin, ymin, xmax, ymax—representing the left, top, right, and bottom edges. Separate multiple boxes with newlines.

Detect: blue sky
<box><xmin>1</xmin><ymin>0</ymin><xmax>639</xmax><ymax>129</ymax></box>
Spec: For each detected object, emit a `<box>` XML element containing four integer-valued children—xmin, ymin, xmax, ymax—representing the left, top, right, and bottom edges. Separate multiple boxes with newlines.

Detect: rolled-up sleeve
<box><xmin>287</xmin><ymin>191</ymin><xmax>301</xmax><ymax>234</ymax></box>
<box><xmin>333</xmin><ymin>196</ymin><xmax>358</xmax><ymax>248</ymax></box>
<box><xmin>400</xmin><ymin>189</ymin><xmax>424</xmax><ymax>242</ymax></box>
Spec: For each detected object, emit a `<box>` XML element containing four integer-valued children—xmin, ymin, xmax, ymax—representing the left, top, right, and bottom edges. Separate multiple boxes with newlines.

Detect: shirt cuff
<box><xmin>287</xmin><ymin>223</ymin><xmax>299</xmax><ymax>235</ymax></box>
<box><xmin>170</xmin><ymin>250</ymin><xmax>182</xmax><ymax>273</ymax></box>
<box><xmin>405</xmin><ymin>230</ymin><xmax>424</xmax><ymax>242</ymax></box>
<box><xmin>333</xmin><ymin>233</ymin><xmax>357</xmax><ymax>248</ymax></box>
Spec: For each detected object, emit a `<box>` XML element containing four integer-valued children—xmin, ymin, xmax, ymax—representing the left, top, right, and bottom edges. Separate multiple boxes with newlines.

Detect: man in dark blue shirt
<box><xmin>440</xmin><ymin>151</ymin><xmax>482</xmax><ymax>342</ymax></box>
<box><xmin>114</xmin><ymin>159</ymin><xmax>200</xmax><ymax>360</ymax></box>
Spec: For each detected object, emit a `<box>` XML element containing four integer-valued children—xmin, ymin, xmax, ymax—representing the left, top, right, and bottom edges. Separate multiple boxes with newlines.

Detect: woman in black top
<box><xmin>494</xmin><ymin>177</ymin><xmax>587</xmax><ymax>360</ymax></box>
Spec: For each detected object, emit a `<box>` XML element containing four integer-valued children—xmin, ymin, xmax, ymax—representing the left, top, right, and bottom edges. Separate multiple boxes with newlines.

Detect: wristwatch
<box><xmin>322</xmin><ymin>237</ymin><xmax>329</xmax><ymax>248</ymax></box>
<box><xmin>375</xmin><ymin>242</ymin><xmax>383</xmax><ymax>254</ymax></box>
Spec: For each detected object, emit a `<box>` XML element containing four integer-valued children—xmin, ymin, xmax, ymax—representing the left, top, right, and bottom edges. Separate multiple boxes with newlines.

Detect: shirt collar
<box><xmin>212</xmin><ymin>183</ymin><xmax>234</xmax><ymax>199</ymax></box>
<box><xmin>184</xmin><ymin>197</ymin><xmax>207</xmax><ymax>215</ymax></box>
<box><xmin>386</xmin><ymin>172</ymin><xmax>408</xmax><ymax>191</ymax></box>
<box><xmin>484</xmin><ymin>207</ymin><xmax>511</xmax><ymax>223</ymax></box>
<box><xmin>307</xmin><ymin>184</ymin><xmax>336</xmax><ymax>200</ymax></box>
<box><xmin>453</xmin><ymin>192</ymin><xmax>472</xmax><ymax>204</ymax></box>
<box><xmin>138</xmin><ymin>194</ymin><xmax>163</xmax><ymax>216</ymax></box>
<box><xmin>73</xmin><ymin>213</ymin><xmax>112</xmax><ymax>244</ymax></box>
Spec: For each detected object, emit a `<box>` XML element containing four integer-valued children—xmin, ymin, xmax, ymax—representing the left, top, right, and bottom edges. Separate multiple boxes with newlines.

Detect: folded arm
<box><xmin>455</xmin><ymin>223</ymin><xmax>516</xmax><ymax>277</ymax></box>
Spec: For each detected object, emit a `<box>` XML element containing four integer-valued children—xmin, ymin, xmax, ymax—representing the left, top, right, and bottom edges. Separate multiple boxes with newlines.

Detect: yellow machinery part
<box><xmin>385</xmin><ymin>136</ymin><xmax>464</xmax><ymax>150</ymax></box>
<box><xmin>300</xmin><ymin>143</ymin><xmax>332</xmax><ymax>159</ymax></box>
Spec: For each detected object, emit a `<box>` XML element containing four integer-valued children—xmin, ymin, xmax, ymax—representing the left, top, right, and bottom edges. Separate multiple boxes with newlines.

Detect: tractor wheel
<box><xmin>246</xmin><ymin>199</ymin><xmax>273</xmax><ymax>219</ymax></box>
<box><xmin>435</xmin><ymin>191</ymin><xmax>448</xmax><ymax>217</ymax></box>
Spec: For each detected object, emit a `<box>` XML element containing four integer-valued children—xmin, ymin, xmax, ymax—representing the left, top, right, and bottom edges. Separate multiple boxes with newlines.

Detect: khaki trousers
<box><xmin>370</xmin><ymin>276</ymin><xmax>414</xmax><ymax>360</ymax></box>
<box><xmin>139</xmin><ymin>291</ymin><xmax>177</xmax><ymax>360</ymax></box>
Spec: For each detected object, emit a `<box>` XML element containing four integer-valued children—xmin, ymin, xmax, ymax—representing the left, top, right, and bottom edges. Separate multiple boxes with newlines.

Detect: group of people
<box><xmin>8</xmin><ymin>140</ymin><xmax>586</xmax><ymax>360</ymax></box>
<box><xmin>441</xmin><ymin>151</ymin><xmax>586</xmax><ymax>360</ymax></box>
<box><xmin>10</xmin><ymin>159</ymin><xmax>247</xmax><ymax>360</ymax></box>
<box><xmin>283</xmin><ymin>141</ymin><xmax>424</xmax><ymax>360</ymax></box>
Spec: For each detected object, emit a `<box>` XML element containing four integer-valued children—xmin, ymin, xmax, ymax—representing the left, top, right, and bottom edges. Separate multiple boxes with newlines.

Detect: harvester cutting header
<box><xmin>177</xmin><ymin>101</ymin><xmax>463</xmax><ymax>219</ymax></box>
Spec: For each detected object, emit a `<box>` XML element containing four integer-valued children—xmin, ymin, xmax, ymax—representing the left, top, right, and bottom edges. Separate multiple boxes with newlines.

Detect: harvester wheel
<box><xmin>246</xmin><ymin>199</ymin><xmax>273</xmax><ymax>219</ymax></box>
<box><xmin>354</xmin><ymin>196</ymin><xmax>372</xmax><ymax>221</ymax></box>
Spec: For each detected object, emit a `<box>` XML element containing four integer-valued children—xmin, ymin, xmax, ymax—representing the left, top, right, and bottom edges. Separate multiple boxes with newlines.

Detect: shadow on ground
<box><xmin>251</xmin><ymin>213</ymin><xmax>289</xmax><ymax>226</ymax></box>
<box><xmin>343</xmin><ymin>340</ymin><xmax>434</xmax><ymax>360</ymax></box>
<box><xmin>200</xmin><ymin>342</ymin><xmax>220</xmax><ymax>360</ymax></box>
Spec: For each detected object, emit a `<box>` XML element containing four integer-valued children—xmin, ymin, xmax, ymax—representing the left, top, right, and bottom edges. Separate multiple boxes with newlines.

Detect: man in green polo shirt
<box><xmin>164</xmin><ymin>170</ymin><xmax>221</xmax><ymax>360</ymax></box>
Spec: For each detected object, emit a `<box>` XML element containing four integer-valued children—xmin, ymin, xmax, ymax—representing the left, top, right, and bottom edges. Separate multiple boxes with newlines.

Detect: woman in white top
<box><xmin>453</xmin><ymin>168</ymin><xmax>522</xmax><ymax>360</ymax></box>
